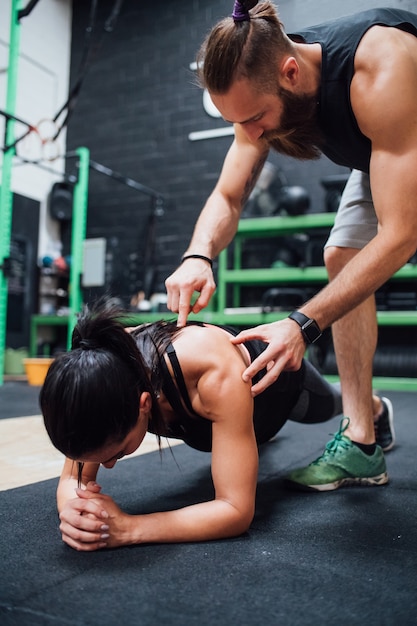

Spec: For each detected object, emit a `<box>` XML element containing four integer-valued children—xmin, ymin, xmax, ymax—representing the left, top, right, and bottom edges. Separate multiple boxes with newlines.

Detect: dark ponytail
<box><xmin>40</xmin><ymin>301</ymin><xmax>163</xmax><ymax>459</ymax></box>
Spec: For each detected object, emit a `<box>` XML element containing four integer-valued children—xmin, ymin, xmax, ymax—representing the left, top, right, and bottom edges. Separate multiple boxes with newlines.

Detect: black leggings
<box><xmin>252</xmin><ymin>359</ymin><xmax>343</xmax><ymax>446</ymax></box>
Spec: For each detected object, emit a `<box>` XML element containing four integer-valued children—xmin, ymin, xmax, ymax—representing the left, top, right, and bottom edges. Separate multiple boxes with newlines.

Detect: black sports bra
<box><xmin>156</xmin><ymin>323</ymin><xmax>269</xmax><ymax>450</ymax></box>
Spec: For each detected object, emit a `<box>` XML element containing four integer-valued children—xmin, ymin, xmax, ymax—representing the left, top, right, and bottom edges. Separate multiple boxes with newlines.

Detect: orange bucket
<box><xmin>23</xmin><ymin>358</ymin><xmax>54</xmax><ymax>386</ymax></box>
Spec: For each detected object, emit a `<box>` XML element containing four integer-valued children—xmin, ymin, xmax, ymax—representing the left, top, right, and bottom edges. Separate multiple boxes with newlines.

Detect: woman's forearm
<box><xmin>56</xmin><ymin>476</ymin><xmax>79</xmax><ymax>513</ymax></box>
<box><xmin>122</xmin><ymin>498</ymin><xmax>255</xmax><ymax>546</ymax></box>
<box><xmin>56</xmin><ymin>459</ymin><xmax>100</xmax><ymax>513</ymax></box>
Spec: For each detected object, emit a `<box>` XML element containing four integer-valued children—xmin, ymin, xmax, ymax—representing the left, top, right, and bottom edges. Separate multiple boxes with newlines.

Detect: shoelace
<box><xmin>313</xmin><ymin>417</ymin><xmax>351</xmax><ymax>465</ymax></box>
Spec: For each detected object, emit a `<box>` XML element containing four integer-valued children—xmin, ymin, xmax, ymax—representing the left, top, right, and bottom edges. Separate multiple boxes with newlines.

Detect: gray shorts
<box><xmin>324</xmin><ymin>169</ymin><xmax>378</xmax><ymax>250</ymax></box>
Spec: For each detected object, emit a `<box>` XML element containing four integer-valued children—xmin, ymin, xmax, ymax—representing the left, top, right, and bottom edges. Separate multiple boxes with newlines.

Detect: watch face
<box><xmin>289</xmin><ymin>312</ymin><xmax>321</xmax><ymax>343</ymax></box>
<box><xmin>303</xmin><ymin>320</ymin><xmax>321</xmax><ymax>343</ymax></box>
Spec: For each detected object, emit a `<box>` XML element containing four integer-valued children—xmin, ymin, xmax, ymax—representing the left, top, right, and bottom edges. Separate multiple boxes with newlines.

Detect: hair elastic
<box><xmin>79</xmin><ymin>338</ymin><xmax>97</xmax><ymax>350</ymax></box>
<box><xmin>232</xmin><ymin>0</ymin><xmax>250</xmax><ymax>22</ymax></box>
<box><xmin>181</xmin><ymin>254</ymin><xmax>213</xmax><ymax>268</ymax></box>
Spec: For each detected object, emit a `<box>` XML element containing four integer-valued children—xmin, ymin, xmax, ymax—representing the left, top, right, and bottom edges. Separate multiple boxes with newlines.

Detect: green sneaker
<box><xmin>285</xmin><ymin>418</ymin><xmax>389</xmax><ymax>492</ymax></box>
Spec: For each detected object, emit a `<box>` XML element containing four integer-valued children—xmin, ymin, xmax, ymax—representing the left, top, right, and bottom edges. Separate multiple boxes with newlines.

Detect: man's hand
<box><xmin>231</xmin><ymin>319</ymin><xmax>307</xmax><ymax>395</ymax></box>
<box><xmin>165</xmin><ymin>258</ymin><xmax>216</xmax><ymax>327</ymax></box>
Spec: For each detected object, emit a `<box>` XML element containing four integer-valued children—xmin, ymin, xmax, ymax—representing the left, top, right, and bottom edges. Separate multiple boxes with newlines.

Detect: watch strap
<box><xmin>288</xmin><ymin>311</ymin><xmax>322</xmax><ymax>344</ymax></box>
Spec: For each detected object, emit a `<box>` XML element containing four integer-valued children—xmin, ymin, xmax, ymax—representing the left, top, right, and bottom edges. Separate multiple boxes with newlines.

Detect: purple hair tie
<box><xmin>232</xmin><ymin>0</ymin><xmax>250</xmax><ymax>23</ymax></box>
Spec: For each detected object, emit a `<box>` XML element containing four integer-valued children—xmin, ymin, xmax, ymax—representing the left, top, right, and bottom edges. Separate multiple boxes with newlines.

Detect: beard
<box><xmin>263</xmin><ymin>86</ymin><xmax>323</xmax><ymax>160</ymax></box>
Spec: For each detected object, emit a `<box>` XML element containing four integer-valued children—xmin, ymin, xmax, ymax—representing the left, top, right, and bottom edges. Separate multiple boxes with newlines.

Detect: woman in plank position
<box><xmin>40</xmin><ymin>302</ymin><xmax>386</xmax><ymax>551</ymax></box>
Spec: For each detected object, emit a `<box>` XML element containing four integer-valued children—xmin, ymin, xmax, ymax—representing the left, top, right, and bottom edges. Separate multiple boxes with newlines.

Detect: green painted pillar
<box><xmin>0</xmin><ymin>0</ymin><xmax>22</xmax><ymax>385</ymax></box>
<box><xmin>67</xmin><ymin>146</ymin><xmax>90</xmax><ymax>349</ymax></box>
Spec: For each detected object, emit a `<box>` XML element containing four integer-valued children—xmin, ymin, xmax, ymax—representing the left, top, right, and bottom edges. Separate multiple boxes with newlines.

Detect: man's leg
<box><xmin>328</xmin><ymin>252</ymin><xmax>395</xmax><ymax>451</ymax></box>
<box><xmin>285</xmin><ymin>170</ymin><xmax>392</xmax><ymax>491</ymax></box>
<box><xmin>325</xmin><ymin>246</ymin><xmax>377</xmax><ymax>445</ymax></box>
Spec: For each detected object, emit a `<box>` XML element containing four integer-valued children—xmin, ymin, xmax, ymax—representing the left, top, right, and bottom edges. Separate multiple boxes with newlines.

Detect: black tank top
<box><xmin>291</xmin><ymin>8</ymin><xmax>417</xmax><ymax>172</ymax></box>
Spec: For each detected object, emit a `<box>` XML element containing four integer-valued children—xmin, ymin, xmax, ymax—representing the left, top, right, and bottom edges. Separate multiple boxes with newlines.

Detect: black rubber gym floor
<box><xmin>0</xmin><ymin>384</ymin><xmax>416</xmax><ymax>626</ymax></box>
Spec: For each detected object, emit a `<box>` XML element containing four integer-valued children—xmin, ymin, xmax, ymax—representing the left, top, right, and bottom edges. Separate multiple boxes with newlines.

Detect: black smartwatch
<box><xmin>288</xmin><ymin>311</ymin><xmax>322</xmax><ymax>345</ymax></box>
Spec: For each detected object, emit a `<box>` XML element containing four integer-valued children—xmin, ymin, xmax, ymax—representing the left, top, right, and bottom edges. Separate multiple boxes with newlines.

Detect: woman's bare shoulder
<box><xmin>173</xmin><ymin>324</ymin><xmax>248</xmax><ymax>383</ymax></box>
